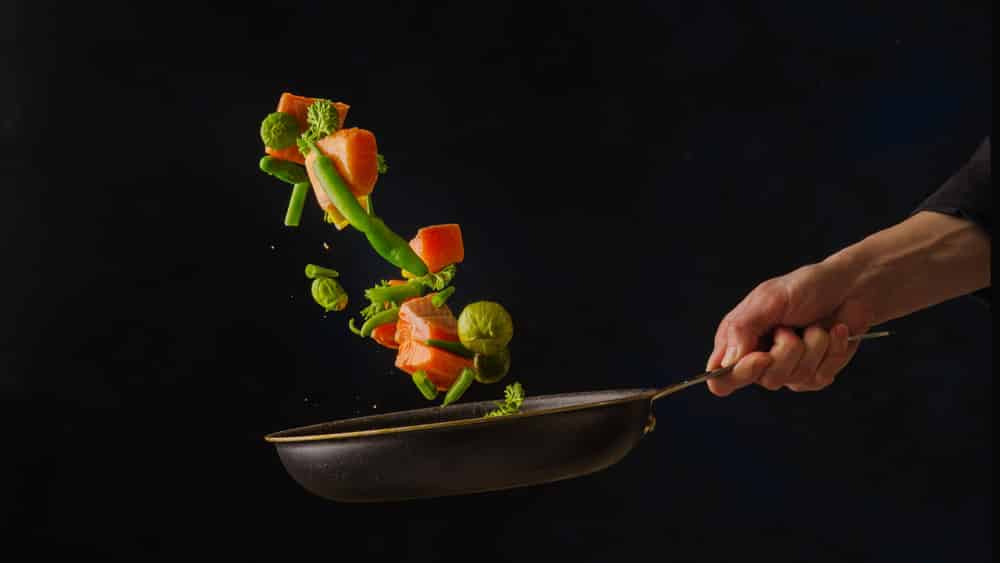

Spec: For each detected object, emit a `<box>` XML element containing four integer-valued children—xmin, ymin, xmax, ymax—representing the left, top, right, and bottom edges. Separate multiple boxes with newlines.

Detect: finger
<box><xmin>707</xmin><ymin>282</ymin><xmax>788</xmax><ymax>370</ymax></box>
<box><xmin>757</xmin><ymin>327</ymin><xmax>805</xmax><ymax>390</ymax></box>
<box><xmin>707</xmin><ymin>352</ymin><xmax>772</xmax><ymax>397</ymax></box>
<box><xmin>783</xmin><ymin>325</ymin><xmax>830</xmax><ymax>388</ymax></box>
<box><xmin>706</xmin><ymin>318</ymin><xmax>732</xmax><ymax>370</ymax></box>
<box><xmin>808</xmin><ymin>323</ymin><xmax>853</xmax><ymax>389</ymax></box>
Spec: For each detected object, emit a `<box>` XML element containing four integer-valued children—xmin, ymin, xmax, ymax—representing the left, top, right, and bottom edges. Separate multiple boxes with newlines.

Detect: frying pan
<box><xmin>265</xmin><ymin>332</ymin><xmax>889</xmax><ymax>502</ymax></box>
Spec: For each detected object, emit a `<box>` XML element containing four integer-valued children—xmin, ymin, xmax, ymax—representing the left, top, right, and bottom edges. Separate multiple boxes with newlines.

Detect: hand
<box><xmin>705</xmin><ymin>261</ymin><xmax>875</xmax><ymax>396</ymax></box>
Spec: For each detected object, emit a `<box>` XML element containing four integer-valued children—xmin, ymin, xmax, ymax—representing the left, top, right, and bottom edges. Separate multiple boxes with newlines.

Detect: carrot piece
<box><xmin>264</xmin><ymin>92</ymin><xmax>350</xmax><ymax>164</ymax></box>
<box><xmin>392</xmin><ymin>294</ymin><xmax>471</xmax><ymax>389</ymax></box>
<box><xmin>304</xmin><ymin>151</ymin><xmax>371</xmax><ymax>231</ymax></box>
<box><xmin>314</xmin><ymin>128</ymin><xmax>379</xmax><ymax>197</ymax></box>
<box><xmin>370</xmin><ymin>322</ymin><xmax>399</xmax><ymax>349</ymax></box>
<box><xmin>395</xmin><ymin>340</ymin><xmax>474</xmax><ymax>390</ymax></box>
<box><xmin>409</xmin><ymin>224</ymin><xmax>465</xmax><ymax>273</ymax></box>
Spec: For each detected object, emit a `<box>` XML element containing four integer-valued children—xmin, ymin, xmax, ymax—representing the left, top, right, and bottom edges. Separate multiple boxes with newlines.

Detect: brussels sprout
<box><xmin>474</xmin><ymin>348</ymin><xmax>511</xmax><ymax>384</ymax></box>
<box><xmin>457</xmin><ymin>301</ymin><xmax>513</xmax><ymax>356</ymax></box>
<box><xmin>259</xmin><ymin>111</ymin><xmax>300</xmax><ymax>149</ymax></box>
<box><xmin>311</xmin><ymin>277</ymin><xmax>348</xmax><ymax>312</ymax></box>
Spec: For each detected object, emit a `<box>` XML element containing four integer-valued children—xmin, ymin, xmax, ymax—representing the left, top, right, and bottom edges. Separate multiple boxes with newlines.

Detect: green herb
<box><xmin>376</xmin><ymin>153</ymin><xmax>388</xmax><ymax>174</ymax></box>
<box><xmin>409</xmin><ymin>264</ymin><xmax>457</xmax><ymax>291</ymax></box>
<box><xmin>260</xmin><ymin>112</ymin><xmax>300</xmax><ymax>149</ymax></box>
<box><xmin>296</xmin><ymin>99</ymin><xmax>340</xmax><ymax>156</ymax></box>
<box><xmin>431</xmin><ymin>286</ymin><xmax>456</xmax><ymax>308</ymax></box>
<box><xmin>484</xmin><ymin>382</ymin><xmax>525</xmax><ymax>417</ymax></box>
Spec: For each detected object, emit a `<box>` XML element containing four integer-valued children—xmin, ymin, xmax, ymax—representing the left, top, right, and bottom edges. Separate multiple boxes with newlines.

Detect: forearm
<box><xmin>825</xmin><ymin>211</ymin><xmax>991</xmax><ymax>325</ymax></box>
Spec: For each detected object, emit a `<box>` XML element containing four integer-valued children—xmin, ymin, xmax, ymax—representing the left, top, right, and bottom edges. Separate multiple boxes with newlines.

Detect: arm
<box><xmin>706</xmin><ymin>137</ymin><xmax>992</xmax><ymax>396</ymax></box>
<box><xmin>825</xmin><ymin>210</ymin><xmax>990</xmax><ymax>326</ymax></box>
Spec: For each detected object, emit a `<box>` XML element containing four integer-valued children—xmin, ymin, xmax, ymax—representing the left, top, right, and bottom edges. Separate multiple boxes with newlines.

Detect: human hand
<box><xmin>705</xmin><ymin>261</ymin><xmax>875</xmax><ymax>396</ymax></box>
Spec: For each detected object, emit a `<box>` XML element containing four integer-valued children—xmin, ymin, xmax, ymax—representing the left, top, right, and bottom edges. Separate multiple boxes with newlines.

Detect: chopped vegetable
<box><xmin>296</xmin><ymin>99</ymin><xmax>341</xmax><ymax>156</ymax></box>
<box><xmin>365</xmin><ymin>281</ymin><xmax>424</xmax><ymax>306</ymax></box>
<box><xmin>484</xmin><ymin>383</ymin><xmax>525</xmax><ymax>417</ymax></box>
<box><xmin>409</xmin><ymin>224</ymin><xmax>465</xmax><ymax>274</ymax></box>
<box><xmin>431</xmin><ymin>286</ymin><xmax>456</xmax><ymax>308</ymax></box>
<box><xmin>360</xmin><ymin>306</ymin><xmax>399</xmax><ymax>338</ymax></box>
<box><xmin>442</xmin><ymin>368</ymin><xmax>475</xmax><ymax>406</ymax></box>
<box><xmin>285</xmin><ymin>182</ymin><xmax>310</xmax><ymax>227</ymax></box>
<box><xmin>394</xmin><ymin>295</ymin><xmax>474</xmax><ymax>390</ymax></box>
<box><xmin>407</xmin><ymin>264</ymin><xmax>457</xmax><ymax>291</ymax></box>
<box><xmin>376</xmin><ymin>153</ymin><xmax>388</xmax><ymax>174</ymax></box>
<box><xmin>473</xmin><ymin>347</ymin><xmax>511</xmax><ymax>384</ymax></box>
<box><xmin>260</xmin><ymin>112</ymin><xmax>301</xmax><ymax>149</ymax></box>
<box><xmin>314</xmin><ymin>128</ymin><xmax>379</xmax><ymax>197</ymax></box>
<box><xmin>265</xmin><ymin>92</ymin><xmax>349</xmax><ymax>165</ymax></box>
<box><xmin>457</xmin><ymin>301</ymin><xmax>514</xmax><ymax>356</ymax></box>
<box><xmin>370</xmin><ymin>322</ymin><xmax>399</xmax><ymax>349</ymax></box>
<box><xmin>307</xmin><ymin>148</ymin><xmax>429</xmax><ymax>275</ymax></box>
<box><xmin>365</xmin><ymin>217</ymin><xmax>430</xmax><ymax>276</ymax></box>
<box><xmin>395</xmin><ymin>341</ymin><xmax>474</xmax><ymax>390</ymax></box>
<box><xmin>311</xmin><ymin>277</ymin><xmax>348</xmax><ymax>312</ymax></box>
<box><xmin>412</xmin><ymin>371</ymin><xmax>438</xmax><ymax>400</ymax></box>
<box><xmin>259</xmin><ymin>156</ymin><xmax>309</xmax><ymax>184</ymax></box>
<box><xmin>306</xmin><ymin>148</ymin><xmax>375</xmax><ymax>232</ymax></box>
<box><xmin>304</xmin><ymin>264</ymin><xmax>340</xmax><ymax>279</ymax></box>
<box><xmin>424</xmin><ymin>338</ymin><xmax>475</xmax><ymax>359</ymax></box>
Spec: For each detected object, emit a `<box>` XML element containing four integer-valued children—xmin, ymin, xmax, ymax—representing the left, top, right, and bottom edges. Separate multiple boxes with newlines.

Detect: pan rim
<box><xmin>264</xmin><ymin>387</ymin><xmax>658</xmax><ymax>443</ymax></box>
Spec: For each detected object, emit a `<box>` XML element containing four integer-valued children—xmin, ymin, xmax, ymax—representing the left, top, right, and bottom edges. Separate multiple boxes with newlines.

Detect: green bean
<box><xmin>307</xmin><ymin>151</ymin><xmax>374</xmax><ymax>232</ymax></box>
<box><xmin>364</xmin><ymin>281</ymin><xmax>424</xmax><ymax>305</ymax></box>
<box><xmin>348</xmin><ymin>318</ymin><xmax>364</xmax><ymax>336</ymax></box>
<box><xmin>284</xmin><ymin>182</ymin><xmax>310</xmax><ymax>227</ymax></box>
<box><xmin>424</xmin><ymin>339</ymin><xmax>475</xmax><ymax>359</ymax></box>
<box><xmin>442</xmin><ymin>368</ymin><xmax>476</xmax><ymax>406</ymax></box>
<box><xmin>259</xmin><ymin>156</ymin><xmax>309</xmax><ymax>184</ymax></box>
<box><xmin>412</xmin><ymin>371</ymin><xmax>438</xmax><ymax>400</ymax></box>
<box><xmin>305</xmin><ymin>263</ymin><xmax>340</xmax><ymax>279</ymax></box>
<box><xmin>431</xmin><ymin>286</ymin><xmax>456</xmax><ymax>308</ymax></box>
<box><xmin>364</xmin><ymin>216</ymin><xmax>429</xmax><ymax>276</ymax></box>
<box><xmin>360</xmin><ymin>306</ymin><xmax>399</xmax><ymax>337</ymax></box>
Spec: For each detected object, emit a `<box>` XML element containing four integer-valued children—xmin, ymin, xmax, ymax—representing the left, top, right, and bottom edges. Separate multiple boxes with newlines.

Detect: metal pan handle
<box><xmin>650</xmin><ymin>330</ymin><xmax>893</xmax><ymax>402</ymax></box>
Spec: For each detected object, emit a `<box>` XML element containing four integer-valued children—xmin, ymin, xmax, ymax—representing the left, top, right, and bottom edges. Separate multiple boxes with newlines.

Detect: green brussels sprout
<box><xmin>311</xmin><ymin>277</ymin><xmax>348</xmax><ymax>312</ymax></box>
<box><xmin>474</xmin><ymin>348</ymin><xmax>511</xmax><ymax>384</ymax></box>
<box><xmin>260</xmin><ymin>111</ymin><xmax>300</xmax><ymax>149</ymax></box>
<box><xmin>457</xmin><ymin>301</ymin><xmax>513</xmax><ymax>356</ymax></box>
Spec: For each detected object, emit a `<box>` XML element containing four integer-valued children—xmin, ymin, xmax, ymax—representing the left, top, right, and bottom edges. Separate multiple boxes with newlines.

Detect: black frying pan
<box><xmin>265</xmin><ymin>332</ymin><xmax>888</xmax><ymax>502</ymax></box>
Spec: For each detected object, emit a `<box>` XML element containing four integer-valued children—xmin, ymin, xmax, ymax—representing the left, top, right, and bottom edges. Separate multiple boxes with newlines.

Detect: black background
<box><xmin>1</xmin><ymin>2</ymin><xmax>992</xmax><ymax>562</ymax></box>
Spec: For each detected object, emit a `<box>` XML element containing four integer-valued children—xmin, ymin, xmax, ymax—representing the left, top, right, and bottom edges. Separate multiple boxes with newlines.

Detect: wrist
<box><xmin>820</xmin><ymin>236</ymin><xmax>888</xmax><ymax>323</ymax></box>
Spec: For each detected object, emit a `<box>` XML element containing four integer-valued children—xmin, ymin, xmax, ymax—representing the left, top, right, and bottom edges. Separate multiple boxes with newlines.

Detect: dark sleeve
<box><xmin>912</xmin><ymin>136</ymin><xmax>991</xmax><ymax>306</ymax></box>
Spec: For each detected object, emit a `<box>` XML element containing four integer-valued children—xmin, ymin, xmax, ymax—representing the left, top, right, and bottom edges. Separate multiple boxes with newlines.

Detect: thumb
<box><xmin>707</xmin><ymin>286</ymin><xmax>787</xmax><ymax>369</ymax></box>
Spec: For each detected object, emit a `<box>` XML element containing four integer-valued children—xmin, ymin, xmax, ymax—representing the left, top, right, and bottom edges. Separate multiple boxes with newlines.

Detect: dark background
<box><xmin>1</xmin><ymin>2</ymin><xmax>991</xmax><ymax>562</ymax></box>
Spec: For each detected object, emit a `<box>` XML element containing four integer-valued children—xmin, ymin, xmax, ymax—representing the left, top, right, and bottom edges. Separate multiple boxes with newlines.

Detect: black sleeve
<box><xmin>912</xmin><ymin>136</ymin><xmax>991</xmax><ymax>306</ymax></box>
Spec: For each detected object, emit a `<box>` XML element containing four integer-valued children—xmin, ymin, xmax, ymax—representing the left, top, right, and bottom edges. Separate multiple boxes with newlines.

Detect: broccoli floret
<box><xmin>259</xmin><ymin>111</ymin><xmax>300</xmax><ymax>149</ymax></box>
<box><xmin>298</xmin><ymin>99</ymin><xmax>341</xmax><ymax>156</ymax></box>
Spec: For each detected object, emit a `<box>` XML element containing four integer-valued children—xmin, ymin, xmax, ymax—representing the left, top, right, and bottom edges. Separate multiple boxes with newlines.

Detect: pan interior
<box><xmin>267</xmin><ymin>388</ymin><xmax>655</xmax><ymax>440</ymax></box>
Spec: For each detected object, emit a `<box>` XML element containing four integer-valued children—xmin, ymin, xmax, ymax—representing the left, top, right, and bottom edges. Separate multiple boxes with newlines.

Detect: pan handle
<box><xmin>649</xmin><ymin>331</ymin><xmax>893</xmax><ymax>402</ymax></box>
